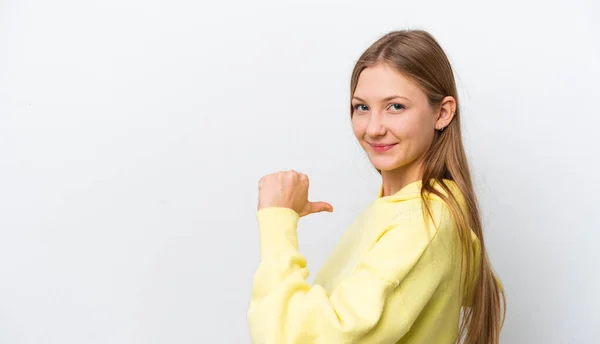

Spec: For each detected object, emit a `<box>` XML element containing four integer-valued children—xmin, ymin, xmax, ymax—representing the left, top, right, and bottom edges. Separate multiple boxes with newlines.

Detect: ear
<box><xmin>435</xmin><ymin>96</ymin><xmax>457</xmax><ymax>131</ymax></box>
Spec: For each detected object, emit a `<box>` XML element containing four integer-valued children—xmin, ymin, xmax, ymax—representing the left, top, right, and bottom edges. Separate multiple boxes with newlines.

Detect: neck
<box><xmin>380</xmin><ymin>160</ymin><xmax>423</xmax><ymax>197</ymax></box>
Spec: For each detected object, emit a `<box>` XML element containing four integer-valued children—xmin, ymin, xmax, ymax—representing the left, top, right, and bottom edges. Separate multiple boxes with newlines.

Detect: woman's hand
<box><xmin>258</xmin><ymin>170</ymin><xmax>333</xmax><ymax>217</ymax></box>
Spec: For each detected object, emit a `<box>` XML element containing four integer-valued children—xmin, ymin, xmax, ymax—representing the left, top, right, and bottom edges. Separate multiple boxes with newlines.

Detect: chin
<box><xmin>368</xmin><ymin>157</ymin><xmax>403</xmax><ymax>172</ymax></box>
<box><xmin>375</xmin><ymin>165</ymin><xmax>402</xmax><ymax>172</ymax></box>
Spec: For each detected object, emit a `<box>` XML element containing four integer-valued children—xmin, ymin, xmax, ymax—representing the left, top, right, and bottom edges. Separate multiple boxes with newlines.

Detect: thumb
<box><xmin>305</xmin><ymin>201</ymin><xmax>334</xmax><ymax>215</ymax></box>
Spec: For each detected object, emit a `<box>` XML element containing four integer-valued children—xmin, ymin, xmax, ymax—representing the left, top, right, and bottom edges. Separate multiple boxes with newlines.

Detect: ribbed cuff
<box><xmin>256</xmin><ymin>207</ymin><xmax>300</xmax><ymax>261</ymax></box>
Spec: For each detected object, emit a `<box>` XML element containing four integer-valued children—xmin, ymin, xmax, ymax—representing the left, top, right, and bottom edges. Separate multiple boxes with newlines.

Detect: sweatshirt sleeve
<box><xmin>247</xmin><ymin>206</ymin><xmax>453</xmax><ymax>344</ymax></box>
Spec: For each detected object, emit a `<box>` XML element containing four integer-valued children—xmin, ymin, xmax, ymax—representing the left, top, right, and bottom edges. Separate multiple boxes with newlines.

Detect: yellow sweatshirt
<box><xmin>247</xmin><ymin>179</ymin><xmax>481</xmax><ymax>344</ymax></box>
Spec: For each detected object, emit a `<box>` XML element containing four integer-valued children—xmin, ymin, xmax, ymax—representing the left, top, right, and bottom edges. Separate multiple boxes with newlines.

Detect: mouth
<box><xmin>369</xmin><ymin>143</ymin><xmax>398</xmax><ymax>153</ymax></box>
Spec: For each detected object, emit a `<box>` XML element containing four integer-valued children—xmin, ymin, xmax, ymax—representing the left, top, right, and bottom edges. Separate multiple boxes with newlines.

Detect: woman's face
<box><xmin>351</xmin><ymin>63</ymin><xmax>441</xmax><ymax>173</ymax></box>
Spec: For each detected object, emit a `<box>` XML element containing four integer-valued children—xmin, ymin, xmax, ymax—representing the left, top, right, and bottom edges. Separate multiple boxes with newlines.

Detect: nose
<box><xmin>366</xmin><ymin>112</ymin><xmax>386</xmax><ymax>138</ymax></box>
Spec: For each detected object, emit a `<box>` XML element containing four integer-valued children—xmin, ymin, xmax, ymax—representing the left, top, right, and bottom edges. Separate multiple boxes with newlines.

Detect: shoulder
<box><xmin>359</xmin><ymin>195</ymin><xmax>460</xmax><ymax>284</ymax></box>
<box><xmin>386</xmin><ymin>182</ymin><xmax>460</xmax><ymax>240</ymax></box>
<box><xmin>366</xmin><ymin>178</ymin><xmax>467</xmax><ymax>255</ymax></box>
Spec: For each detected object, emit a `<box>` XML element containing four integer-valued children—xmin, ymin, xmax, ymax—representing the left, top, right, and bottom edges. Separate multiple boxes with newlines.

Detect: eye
<box><xmin>352</xmin><ymin>104</ymin><xmax>368</xmax><ymax>112</ymax></box>
<box><xmin>389</xmin><ymin>103</ymin><xmax>405</xmax><ymax>111</ymax></box>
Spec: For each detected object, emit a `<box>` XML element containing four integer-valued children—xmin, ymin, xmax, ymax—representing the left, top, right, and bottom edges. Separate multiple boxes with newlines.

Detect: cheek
<box><xmin>351</xmin><ymin>117</ymin><xmax>365</xmax><ymax>139</ymax></box>
<box><xmin>408</xmin><ymin>119</ymin><xmax>435</xmax><ymax>152</ymax></box>
<box><xmin>389</xmin><ymin>116</ymin><xmax>431</xmax><ymax>148</ymax></box>
<box><xmin>387</xmin><ymin>117</ymin><xmax>412</xmax><ymax>140</ymax></box>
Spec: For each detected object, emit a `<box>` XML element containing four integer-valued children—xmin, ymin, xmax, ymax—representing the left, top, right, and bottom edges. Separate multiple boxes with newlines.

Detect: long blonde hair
<box><xmin>350</xmin><ymin>29</ymin><xmax>506</xmax><ymax>344</ymax></box>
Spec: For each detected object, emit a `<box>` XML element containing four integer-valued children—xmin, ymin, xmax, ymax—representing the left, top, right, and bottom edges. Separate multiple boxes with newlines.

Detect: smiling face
<box><xmin>351</xmin><ymin>63</ymin><xmax>442</xmax><ymax>177</ymax></box>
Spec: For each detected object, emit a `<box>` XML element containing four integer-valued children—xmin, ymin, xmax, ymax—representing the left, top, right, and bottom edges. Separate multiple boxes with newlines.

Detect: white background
<box><xmin>1</xmin><ymin>0</ymin><xmax>599</xmax><ymax>343</ymax></box>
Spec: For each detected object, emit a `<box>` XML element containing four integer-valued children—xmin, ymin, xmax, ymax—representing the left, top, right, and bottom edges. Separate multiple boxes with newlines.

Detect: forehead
<box><xmin>353</xmin><ymin>63</ymin><xmax>422</xmax><ymax>100</ymax></box>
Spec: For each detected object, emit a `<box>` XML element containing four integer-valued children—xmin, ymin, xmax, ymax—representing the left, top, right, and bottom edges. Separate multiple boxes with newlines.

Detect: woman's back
<box><xmin>248</xmin><ymin>179</ymin><xmax>480</xmax><ymax>343</ymax></box>
<box><xmin>314</xmin><ymin>179</ymin><xmax>479</xmax><ymax>343</ymax></box>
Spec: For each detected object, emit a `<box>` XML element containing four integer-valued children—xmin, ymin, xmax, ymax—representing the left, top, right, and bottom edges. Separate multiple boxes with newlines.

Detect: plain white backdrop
<box><xmin>1</xmin><ymin>0</ymin><xmax>599</xmax><ymax>343</ymax></box>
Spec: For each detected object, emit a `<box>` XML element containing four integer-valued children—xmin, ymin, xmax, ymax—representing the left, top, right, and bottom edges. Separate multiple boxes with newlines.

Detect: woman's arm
<box><xmin>247</xmin><ymin>204</ymin><xmax>455</xmax><ymax>344</ymax></box>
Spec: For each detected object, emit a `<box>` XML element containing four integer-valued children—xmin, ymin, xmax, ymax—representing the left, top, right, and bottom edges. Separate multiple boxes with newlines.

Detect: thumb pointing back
<box><xmin>306</xmin><ymin>201</ymin><xmax>334</xmax><ymax>215</ymax></box>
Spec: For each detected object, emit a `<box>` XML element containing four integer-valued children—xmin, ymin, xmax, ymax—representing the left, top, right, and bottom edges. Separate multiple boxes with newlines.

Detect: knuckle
<box><xmin>258</xmin><ymin>175</ymin><xmax>267</xmax><ymax>185</ymax></box>
<box><xmin>299</xmin><ymin>174</ymin><xmax>309</xmax><ymax>184</ymax></box>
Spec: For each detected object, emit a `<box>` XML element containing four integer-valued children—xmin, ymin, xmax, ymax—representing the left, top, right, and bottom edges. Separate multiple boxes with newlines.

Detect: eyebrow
<box><xmin>352</xmin><ymin>95</ymin><xmax>410</xmax><ymax>103</ymax></box>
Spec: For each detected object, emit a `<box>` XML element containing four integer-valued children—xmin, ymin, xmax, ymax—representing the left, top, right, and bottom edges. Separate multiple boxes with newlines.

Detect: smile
<box><xmin>369</xmin><ymin>143</ymin><xmax>397</xmax><ymax>152</ymax></box>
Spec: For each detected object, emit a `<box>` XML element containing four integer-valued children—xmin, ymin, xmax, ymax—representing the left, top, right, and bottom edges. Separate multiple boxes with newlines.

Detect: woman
<box><xmin>247</xmin><ymin>29</ymin><xmax>506</xmax><ymax>344</ymax></box>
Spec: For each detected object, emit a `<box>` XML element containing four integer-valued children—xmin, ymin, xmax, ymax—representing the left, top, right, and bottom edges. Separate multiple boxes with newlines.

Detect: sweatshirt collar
<box><xmin>377</xmin><ymin>179</ymin><xmax>423</xmax><ymax>199</ymax></box>
<box><xmin>376</xmin><ymin>178</ymin><xmax>459</xmax><ymax>201</ymax></box>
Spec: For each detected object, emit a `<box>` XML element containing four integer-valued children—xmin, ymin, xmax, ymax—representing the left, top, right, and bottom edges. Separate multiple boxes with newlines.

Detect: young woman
<box><xmin>247</xmin><ymin>29</ymin><xmax>506</xmax><ymax>344</ymax></box>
